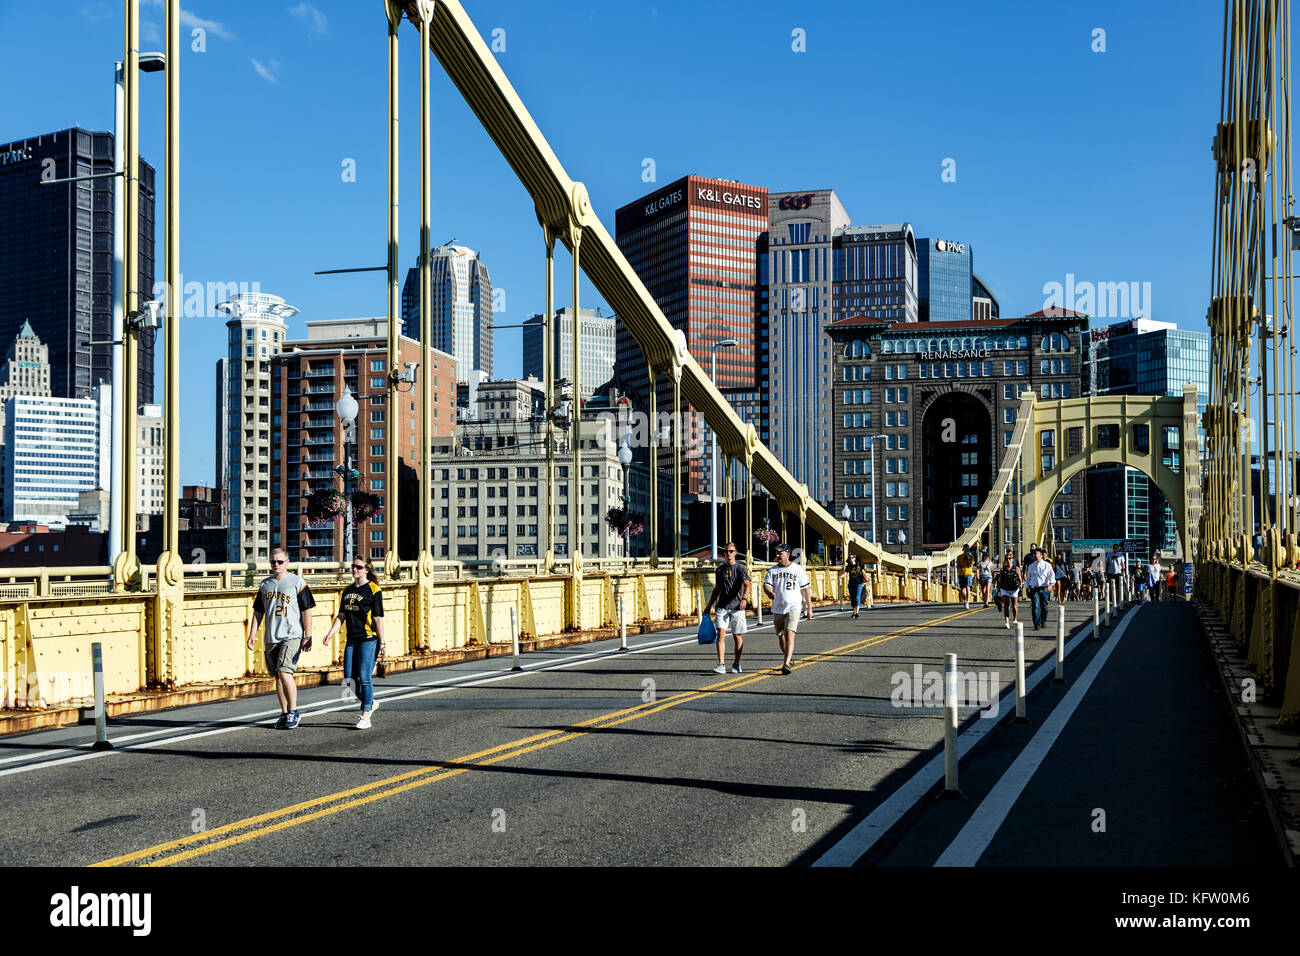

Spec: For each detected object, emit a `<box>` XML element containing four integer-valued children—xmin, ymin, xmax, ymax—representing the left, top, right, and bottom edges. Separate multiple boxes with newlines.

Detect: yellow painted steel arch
<box><xmin>1019</xmin><ymin>388</ymin><xmax>1199</xmax><ymax>561</ymax></box>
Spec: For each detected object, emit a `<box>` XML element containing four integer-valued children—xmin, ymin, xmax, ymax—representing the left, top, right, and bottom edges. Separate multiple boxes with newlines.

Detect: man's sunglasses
<box><xmin>270</xmin><ymin>558</ymin><xmax>287</xmax><ymax>566</ymax></box>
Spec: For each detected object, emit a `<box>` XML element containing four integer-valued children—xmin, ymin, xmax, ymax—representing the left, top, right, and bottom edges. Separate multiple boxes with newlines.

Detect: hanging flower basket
<box><xmin>606</xmin><ymin>506</ymin><xmax>644</xmax><ymax>537</ymax></box>
<box><xmin>304</xmin><ymin>489</ymin><xmax>383</xmax><ymax>526</ymax></box>
<box><xmin>754</xmin><ymin>528</ymin><xmax>779</xmax><ymax>545</ymax></box>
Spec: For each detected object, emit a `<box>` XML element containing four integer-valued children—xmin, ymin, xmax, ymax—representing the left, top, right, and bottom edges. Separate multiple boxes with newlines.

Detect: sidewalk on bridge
<box><xmin>865</xmin><ymin>598</ymin><xmax>1293</xmax><ymax>866</ymax></box>
<box><xmin>1196</xmin><ymin>599</ymin><xmax>1300</xmax><ymax>866</ymax></box>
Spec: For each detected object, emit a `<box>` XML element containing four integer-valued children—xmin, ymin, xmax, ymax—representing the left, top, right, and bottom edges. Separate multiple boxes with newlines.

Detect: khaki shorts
<box><xmin>266</xmin><ymin>638</ymin><xmax>302</xmax><ymax>674</ymax></box>
<box><xmin>715</xmin><ymin>609</ymin><xmax>747</xmax><ymax>635</ymax></box>
<box><xmin>772</xmin><ymin>611</ymin><xmax>801</xmax><ymax>635</ymax></box>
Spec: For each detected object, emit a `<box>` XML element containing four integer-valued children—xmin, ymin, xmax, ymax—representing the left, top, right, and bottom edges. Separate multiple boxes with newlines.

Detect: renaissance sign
<box><xmin>917</xmin><ymin>348</ymin><xmax>990</xmax><ymax>361</ymax></box>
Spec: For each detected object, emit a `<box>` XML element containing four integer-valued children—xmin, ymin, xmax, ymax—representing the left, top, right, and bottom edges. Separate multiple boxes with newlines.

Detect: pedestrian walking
<box><xmin>978</xmin><ymin>551</ymin><xmax>995</xmax><ymax>607</ymax></box>
<box><xmin>843</xmin><ymin>553</ymin><xmax>867</xmax><ymax>619</ymax></box>
<box><xmin>996</xmin><ymin>553</ymin><xmax>1023</xmax><ymax>629</ymax></box>
<box><xmin>956</xmin><ymin>544</ymin><xmax>975</xmax><ymax>609</ymax></box>
<box><xmin>1105</xmin><ymin>544</ymin><xmax>1124</xmax><ymax>595</ymax></box>
<box><xmin>1053</xmin><ymin>554</ymin><xmax>1069</xmax><ymax>603</ymax></box>
<box><xmin>1146</xmin><ymin>555</ymin><xmax>1163</xmax><ymax>603</ymax></box>
<box><xmin>322</xmin><ymin>556</ymin><xmax>386</xmax><ymax>729</ymax></box>
<box><xmin>245</xmin><ymin>548</ymin><xmax>316</xmax><ymax>730</ymax></box>
<box><xmin>1024</xmin><ymin>547</ymin><xmax>1054</xmax><ymax>630</ymax></box>
<box><xmin>1069</xmin><ymin>560</ymin><xmax>1082</xmax><ymax>602</ymax></box>
<box><xmin>704</xmin><ymin>541</ymin><xmax>750</xmax><ymax>674</ymax></box>
<box><xmin>763</xmin><ymin>544</ymin><xmax>812</xmax><ymax>675</ymax></box>
<box><xmin>1165</xmin><ymin>565</ymin><xmax>1178</xmax><ymax>601</ymax></box>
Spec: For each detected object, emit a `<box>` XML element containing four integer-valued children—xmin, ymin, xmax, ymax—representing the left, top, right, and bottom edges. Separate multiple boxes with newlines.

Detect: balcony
<box><xmin>302</xmin><ymin>383</ymin><xmax>334</xmax><ymax>395</ymax></box>
<box><xmin>304</xmin><ymin>368</ymin><xmax>335</xmax><ymax>378</ymax></box>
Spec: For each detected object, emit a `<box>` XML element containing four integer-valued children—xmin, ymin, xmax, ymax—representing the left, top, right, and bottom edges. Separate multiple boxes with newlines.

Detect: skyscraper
<box><xmin>1085</xmin><ymin>318</ymin><xmax>1210</xmax><ymax>555</ymax></box>
<box><xmin>0</xmin><ymin>320</ymin><xmax>53</xmax><ymax>501</ymax></box>
<box><xmin>831</xmin><ymin>224</ymin><xmax>919</xmax><ymax>324</ymax></box>
<box><xmin>916</xmin><ymin>237</ymin><xmax>975</xmax><ymax>324</ymax></box>
<box><xmin>0</xmin><ymin>129</ymin><xmax>155</xmax><ymax>404</ymax></box>
<box><xmin>216</xmin><ymin>292</ymin><xmax>298</xmax><ymax>564</ymax></box>
<box><xmin>614</xmin><ymin>175</ymin><xmax>768</xmax><ymax>498</ymax></box>
<box><xmin>400</xmin><ymin>244</ymin><xmax>493</xmax><ymax>381</ymax></box>
<box><xmin>521</xmin><ymin>306</ymin><xmax>616</xmax><ymax>400</ymax></box>
<box><xmin>766</xmin><ymin>189</ymin><xmax>850</xmax><ymax>501</ymax></box>
<box><xmin>3</xmin><ymin>394</ymin><xmax>99</xmax><ymax>526</ymax></box>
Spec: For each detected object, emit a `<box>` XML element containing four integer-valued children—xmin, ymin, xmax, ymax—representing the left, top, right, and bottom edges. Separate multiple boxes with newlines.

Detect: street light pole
<box><xmin>709</xmin><ymin>338</ymin><xmax>739</xmax><ymax>560</ymax></box>
<box><xmin>336</xmin><ymin>386</ymin><xmax>360</xmax><ymax>564</ymax></box>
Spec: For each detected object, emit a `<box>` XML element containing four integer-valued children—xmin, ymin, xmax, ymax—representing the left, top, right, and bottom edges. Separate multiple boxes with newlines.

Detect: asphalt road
<box><xmin>0</xmin><ymin>596</ymin><xmax>1277</xmax><ymax>867</ymax></box>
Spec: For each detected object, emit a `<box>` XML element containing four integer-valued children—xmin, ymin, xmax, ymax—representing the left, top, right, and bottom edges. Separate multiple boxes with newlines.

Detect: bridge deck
<box><xmin>0</xmin><ymin>600</ymin><xmax>1277</xmax><ymax>867</ymax></box>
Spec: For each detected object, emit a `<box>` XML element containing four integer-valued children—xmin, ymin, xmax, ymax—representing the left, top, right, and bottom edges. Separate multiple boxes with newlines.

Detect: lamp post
<box><xmin>101</xmin><ymin>52</ymin><xmax>166</xmax><ymax>566</ymax></box>
<box><xmin>841</xmin><ymin>503</ymin><xmax>851</xmax><ymax>567</ymax></box>
<box><xmin>335</xmin><ymin>386</ymin><xmax>360</xmax><ymax>564</ymax></box>
<box><xmin>709</xmin><ymin>337</ymin><xmax>739</xmax><ymax>560</ymax></box>
<box><xmin>618</xmin><ymin>433</ymin><xmax>633</xmax><ymax>559</ymax></box>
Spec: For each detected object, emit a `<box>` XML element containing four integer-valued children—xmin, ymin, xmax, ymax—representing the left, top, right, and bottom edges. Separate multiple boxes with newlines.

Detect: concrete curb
<box><xmin>1193</xmin><ymin>598</ymin><xmax>1300</xmax><ymax>867</ymax></box>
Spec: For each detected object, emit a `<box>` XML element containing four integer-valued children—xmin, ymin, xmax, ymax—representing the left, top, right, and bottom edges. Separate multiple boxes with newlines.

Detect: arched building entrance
<box><xmin>921</xmin><ymin>391</ymin><xmax>992</xmax><ymax>545</ymax></box>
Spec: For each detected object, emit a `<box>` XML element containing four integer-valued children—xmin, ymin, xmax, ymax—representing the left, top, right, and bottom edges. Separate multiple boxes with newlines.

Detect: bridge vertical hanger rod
<box><xmin>418</xmin><ymin>2</ymin><xmax>432</xmax><ymax>564</ymax></box>
<box><xmin>118</xmin><ymin>0</ymin><xmax>141</xmax><ymax>588</ymax></box>
<box><xmin>162</xmin><ymin>0</ymin><xmax>180</xmax><ymax>560</ymax></box>
<box><xmin>648</xmin><ymin>364</ymin><xmax>658</xmax><ymax>566</ymax></box>
<box><xmin>384</xmin><ymin>0</ymin><xmax>401</xmax><ymax>574</ymax></box>
<box><xmin>542</xmin><ymin>229</ymin><xmax>555</xmax><ymax>571</ymax></box>
<box><xmin>570</xmin><ymin>234</ymin><xmax>582</xmax><ymax>575</ymax></box>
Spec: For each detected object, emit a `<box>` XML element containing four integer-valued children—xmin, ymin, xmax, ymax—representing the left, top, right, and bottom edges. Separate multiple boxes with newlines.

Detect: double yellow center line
<box><xmin>93</xmin><ymin>605</ymin><xmax>979</xmax><ymax>866</ymax></box>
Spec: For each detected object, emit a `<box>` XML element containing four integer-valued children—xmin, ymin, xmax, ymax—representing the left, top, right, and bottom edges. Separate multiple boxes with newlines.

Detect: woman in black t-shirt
<box><xmin>323</xmin><ymin>557</ymin><xmax>386</xmax><ymax>729</ymax></box>
<box><xmin>843</xmin><ymin>554</ymin><xmax>867</xmax><ymax>618</ymax></box>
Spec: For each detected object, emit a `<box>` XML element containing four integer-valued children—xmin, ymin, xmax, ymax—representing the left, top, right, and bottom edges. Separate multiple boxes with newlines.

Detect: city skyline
<box><xmin>0</xmin><ymin>0</ymin><xmax>1222</xmax><ymax>487</ymax></box>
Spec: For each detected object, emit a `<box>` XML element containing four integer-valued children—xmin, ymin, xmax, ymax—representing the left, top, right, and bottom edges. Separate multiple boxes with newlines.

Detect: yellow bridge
<box><xmin>1</xmin><ymin>0</ymin><xmax>1295</xmax><ymax>729</ymax></box>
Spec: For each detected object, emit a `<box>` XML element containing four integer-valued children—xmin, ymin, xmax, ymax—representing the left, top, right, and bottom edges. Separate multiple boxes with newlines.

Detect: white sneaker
<box><xmin>369</xmin><ymin>698</ymin><xmax>380</xmax><ymax>715</ymax></box>
<box><xmin>355</xmin><ymin>713</ymin><xmax>372</xmax><ymax>729</ymax></box>
<box><xmin>965</xmin><ymin>601</ymin><xmax>970</xmax><ymax>609</ymax></box>
<box><xmin>1004</xmin><ymin>620</ymin><xmax>1010</xmax><ymax>629</ymax></box>
<box><xmin>730</xmin><ymin>663</ymin><xmax>743</xmax><ymax>674</ymax></box>
<box><xmin>712</xmin><ymin>664</ymin><xmax>727</xmax><ymax>674</ymax></box>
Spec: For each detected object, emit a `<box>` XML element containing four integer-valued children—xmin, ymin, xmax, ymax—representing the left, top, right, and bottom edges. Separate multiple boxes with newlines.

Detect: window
<box><xmin>1041</xmin><ymin>430</ymin><xmax>1055</xmax><ymax>447</ymax></box>
<box><xmin>1096</xmin><ymin>424</ymin><xmax>1119</xmax><ymax>448</ymax></box>
<box><xmin>370</xmin><ymin>376</ymin><xmax>385</xmax><ymax>388</ymax></box>
<box><xmin>1004</xmin><ymin>408</ymin><xmax>1015</xmax><ymax>423</ymax></box>
<box><xmin>370</xmin><ymin>428</ymin><xmax>385</xmax><ymax>439</ymax></box>
<box><xmin>371</xmin><ymin>359</ymin><xmax>386</xmax><ymax>371</ymax></box>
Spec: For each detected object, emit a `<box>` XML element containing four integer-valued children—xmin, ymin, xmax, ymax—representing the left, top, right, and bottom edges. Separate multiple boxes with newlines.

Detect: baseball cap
<box><xmin>776</xmin><ymin>543</ymin><xmax>791</xmax><ymax>554</ymax></box>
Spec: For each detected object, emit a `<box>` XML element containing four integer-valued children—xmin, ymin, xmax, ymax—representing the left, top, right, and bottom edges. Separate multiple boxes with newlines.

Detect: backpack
<box><xmin>997</xmin><ymin>568</ymin><xmax>1020</xmax><ymax>592</ymax></box>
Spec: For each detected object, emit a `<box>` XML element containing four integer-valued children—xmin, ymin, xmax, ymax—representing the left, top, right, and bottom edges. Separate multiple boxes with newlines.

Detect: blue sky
<box><xmin>0</xmin><ymin>0</ymin><xmax>1223</xmax><ymax>485</ymax></box>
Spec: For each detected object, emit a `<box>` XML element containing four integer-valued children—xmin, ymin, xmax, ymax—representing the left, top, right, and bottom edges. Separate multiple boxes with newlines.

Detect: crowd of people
<box><xmin>244</xmin><ymin>538</ymin><xmax>1187</xmax><ymax>729</ymax></box>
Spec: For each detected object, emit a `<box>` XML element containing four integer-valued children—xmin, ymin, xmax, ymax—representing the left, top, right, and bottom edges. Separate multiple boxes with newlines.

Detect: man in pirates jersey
<box><xmin>762</xmin><ymin>544</ymin><xmax>812</xmax><ymax>675</ymax></box>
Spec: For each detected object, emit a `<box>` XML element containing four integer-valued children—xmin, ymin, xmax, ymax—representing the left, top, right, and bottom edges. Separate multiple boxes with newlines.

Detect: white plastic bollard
<box><xmin>91</xmin><ymin>641</ymin><xmax>112</xmax><ymax>750</ymax></box>
<box><xmin>1055</xmin><ymin>604</ymin><xmax>1066</xmax><ymax>683</ymax></box>
<box><xmin>754</xmin><ymin>579</ymin><xmax>763</xmax><ymax>626</ymax></box>
<box><xmin>1014</xmin><ymin>622</ymin><xmax>1028</xmax><ymax>723</ymax></box>
<box><xmin>942</xmin><ymin>653</ymin><xmax>963</xmax><ymax>799</ymax></box>
<box><xmin>1092</xmin><ymin>588</ymin><xmax>1100</xmax><ymax>639</ymax></box>
<box><xmin>619</xmin><ymin>596</ymin><xmax>628</xmax><ymax>652</ymax></box>
<box><xmin>510</xmin><ymin>607</ymin><xmax>522</xmax><ymax>671</ymax></box>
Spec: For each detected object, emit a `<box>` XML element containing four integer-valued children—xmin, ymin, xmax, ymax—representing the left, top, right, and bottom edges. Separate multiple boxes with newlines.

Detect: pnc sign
<box><xmin>0</xmin><ymin>145</ymin><xmax>33</xmax><ymax>166</ymax></box>
<box><xmin>934</xmin><ymin>239</ymin><xmax>966</xmax><ymax>254</ymax></box>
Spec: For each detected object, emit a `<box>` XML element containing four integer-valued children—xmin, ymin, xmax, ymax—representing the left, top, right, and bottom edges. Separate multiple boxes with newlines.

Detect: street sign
<box><xmin>1183</xmin><ymin>562</ymin><xmax>1194</xmax><ymax>596</ymax></box>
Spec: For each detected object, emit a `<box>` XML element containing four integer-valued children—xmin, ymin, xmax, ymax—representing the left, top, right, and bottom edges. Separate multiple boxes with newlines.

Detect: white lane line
<box><xmin>812</xmin><ymin>610</ymin><xmax>1115</xmax><ymax>867</ymax></box>
<box><xmin>0</xmin><ymin>631</ymin><xmax>702</xmax><ymax>777</ymax></box>
<box><xmin>933</xmin><ymin>605</ymin><xmax>1138</xmax><ymax>866</ymax></box>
